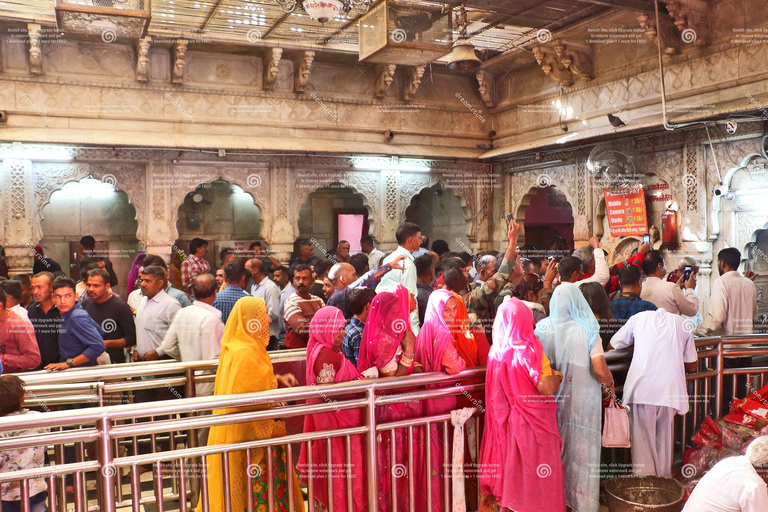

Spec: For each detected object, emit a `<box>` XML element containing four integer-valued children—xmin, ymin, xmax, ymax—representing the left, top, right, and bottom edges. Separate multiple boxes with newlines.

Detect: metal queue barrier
<box><xmin>603</xmin><ymin>334</ymin><xmax>768</xmax><ymax>471</ymax></box>
<box><xmin>3</xmin><ymin>335</ymin><xmax>768</xmax><ymax>511</ymax></box>
<box><xmin>1</xmin><ymin>360</ymin><xmax>486</xmax><ymax>512</ymax></box>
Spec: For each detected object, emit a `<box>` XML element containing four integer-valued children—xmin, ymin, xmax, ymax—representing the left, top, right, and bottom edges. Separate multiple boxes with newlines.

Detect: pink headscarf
<box><xmin>357</xmin><ymin>285</ymin><xmax>411</xmax><ymax>373</ymax></box>
<box><xmin>491</xmin><ymin>297</ymin><xmax>543</xmax><ymax>383</ymax></box>
<box><xmin>306</xmin><ymin>306</ymin><xmax>359</xmax><ymax>385</ymax></box>
<box><xmin>480</xmin><ymin>297</ymin><xmax>564</xmax><ymax>511</ymax></box>
<box><xmin>414</xmin><ymin>289</ymin><xmax>456</xmax><ymax>373</ymax></box>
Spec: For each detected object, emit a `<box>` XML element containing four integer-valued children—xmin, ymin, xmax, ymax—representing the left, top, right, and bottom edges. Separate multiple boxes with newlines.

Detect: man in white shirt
<box><xmin>557</xmin><ymin>237</ymin><xmax>610</xmax><ymax>287</ymax></box>
<box><xmin>360</xmin><ymin>236</ymin><xmax>385</xmax><ymax>270</ymax></box>
<box><xmin>130</xmin><ymin>264</ymin><xmax>183</xmax><ymax>465</ymax></box>
<box><xmin>695</xmin><ymin>247</ymin><xmax>758</xmax><ymax>409</ymax></box>
<box><xmin>608</xmin><ymin>308</ymin><xmax>699</xmax><ymax>477</ymax></box>
<box><xmin>640</xmin><ymin>251</ymin><xmax>699</xmax><ymax>316</ymax></box>
<box><xmin>246</xmin><ymin>258</ymin><xmax>281</xmax><ymax>350</ymax></box>
<box><xmin>696</xmin><ymin>248</ymin><xmax>757</xmax><ymax>337</ymax></box>
<box><xmin>132</xmin><ymin>265</ymin><xmax>181</xmax><ymax>362</ymax></box>
<box><xmin>683</xmin><ymin>436</ymin><xmax>768</xmax><ymax>512</ymax></box>
<box><xmin>158</xmin><ymin>274</ymin><xmax>224</xmax><ymax>397</ymax></box>
<box><xmin>375</xmin><ymin>222</ymin><xmax>422</xmax><ymax>334</ymax></box>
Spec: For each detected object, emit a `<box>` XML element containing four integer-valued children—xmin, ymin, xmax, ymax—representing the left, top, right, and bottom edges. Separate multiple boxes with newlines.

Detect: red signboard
<box><xmin>603</xmin><ymin>186</ymin><xmax>648</xmax><ymax>237</ymax></box>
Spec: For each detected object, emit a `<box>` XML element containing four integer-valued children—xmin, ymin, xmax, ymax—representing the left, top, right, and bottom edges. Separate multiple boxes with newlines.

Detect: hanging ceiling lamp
<box><xmin>275</xmin><ymin>0</ymin><xmax>371</xmax><ymax>24</ymax></box>
<box><xmin>447</xmin><ymin>4</ymin><xmax>481</xmax><ymax>71</ymax></box>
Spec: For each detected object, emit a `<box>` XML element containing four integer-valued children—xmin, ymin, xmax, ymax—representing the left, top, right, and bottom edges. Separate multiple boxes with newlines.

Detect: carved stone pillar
<box><xmin>268</xmin><ymin>163</ymin><xmax>294</xmax><ymax>262</ymax></box>
<box><xmin>172</xmin><ymin>40</ymin><xmax>188</xmax><ymax>84</ymax></box>
<box><xmin>2</xmin><ymin>159</ymin><xmax>36</xmax><ymax>273</ymax></box>
<box><xmin>532</xmin><ymin>46</ymin><xmax>574</xmax><ymax>87</ymax></box>
<box><xmin>666</xmin><ymin>0</ymin><xmax>710</xmax><ymax>46</ymax></box>
<box><xmin>263</xmin><ymin>48</ymin><xmax>282</xmax><ymax>91</ymax></box>
<box><xmin>28</xmin><ymin>24</ymin><xmax>43</xmax><ymax>75</ymax></box>
<box><xmin>136</xmin><ymin>37</ymin><xmax>151</xmax><ymax>82</ymax></box>
<box><xmin>403</xmin><ymin>66</ymin><xmax>425</xmax><ymax>103</ymax></box>
<box><xmin>146</xmin><ymin>162</ymin><xmax>175</xmax><ymax>261</ymax></box>
<box><xmin>476</xmin><ymin>70</ymin><xmax>495</xmax><ymax>108</ymax></box>
<box><xmin>374</xmin><ymin>64</ymin><xmax>396</xmax><ymax>100</ymax></box>
<box><xmin>294</xmin><ymin>51</ymin><xmax>315</xmax><ymax>93</ymax></box>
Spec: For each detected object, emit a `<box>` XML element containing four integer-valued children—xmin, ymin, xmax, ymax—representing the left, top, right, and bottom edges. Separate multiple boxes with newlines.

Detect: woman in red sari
<box><xmin>479</xmin><ymin>297</ymin><xmax>565</xmax><ymax>512</ymax></box>
<box><xmin>357</xmin><ymin>285</ymin><xmax>432</xmax><ymax>512</ymax></box>
<box><xmin>298</xmin><ymin>306</ymin><xmax>367</xmax><ymax>512</ymax></box>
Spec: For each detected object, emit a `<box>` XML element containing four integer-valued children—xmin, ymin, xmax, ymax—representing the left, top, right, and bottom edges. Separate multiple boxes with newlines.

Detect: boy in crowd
<box><xmin>342</xmin><ymin>287</ymin><xmax>376</xmax><ymax>367</ymax></box>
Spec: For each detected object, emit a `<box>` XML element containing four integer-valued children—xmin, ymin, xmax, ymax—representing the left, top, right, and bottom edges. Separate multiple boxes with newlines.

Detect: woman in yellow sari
<box><xmin>196</xmin><ymin>297</ymin><xmax>305</xmax><ymax>512</ymax></box>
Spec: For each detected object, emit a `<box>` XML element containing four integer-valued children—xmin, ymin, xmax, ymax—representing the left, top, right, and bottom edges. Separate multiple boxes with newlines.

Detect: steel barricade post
<box><xmin>97</xmin><ymin>415</ymin><xmax>116</xmax><ymax>512</ymax></box>
<box><xmin>366</xmin><ymin>386</ymin><xmax>378</xmax><ymax>512</ymax></box>
<box><xmin>715</xmin><ymin>338</ymin><xmax>724</xmax><ymax>419</ymax></box>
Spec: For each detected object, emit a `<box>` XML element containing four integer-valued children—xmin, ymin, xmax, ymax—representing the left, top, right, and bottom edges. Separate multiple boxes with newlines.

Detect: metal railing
<box><xmin>18</xmin><ymin>350</ymin><xmax>308</xmax><ymax>408</ymax></box>
<box><xmin>603</xmin><ymin>334</ymin><xmax>768</xmax><ymax>470</ymax></box>
<box><xmin>0</xmin><ymin>367</ymin><xmax>486</xmax><ymax>512</ymax></box>
<box><xmin>3</xmin><ymin>335</ymin><xmax>768</xmax><ymax>511</ymax></box>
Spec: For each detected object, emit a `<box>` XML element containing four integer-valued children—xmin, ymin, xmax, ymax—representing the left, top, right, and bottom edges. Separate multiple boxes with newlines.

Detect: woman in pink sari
<box><xmin>298</xmin><ymin>306</ymin><xmax>367</xmax><ymax>512</ymax></box>
<box><xmin>357</xmin><ymin>285</ymin><xmax>433</xmax><ymax>512</ymax></box>
<box><xmin>479</xmin><ymin>297</ymin><xmax>566</xmax><ymax>512</ymax></box>
<box><xmin>415</xmin><ymin>289</ymin><xmax>468</xmax><ymax>414</ymax></box>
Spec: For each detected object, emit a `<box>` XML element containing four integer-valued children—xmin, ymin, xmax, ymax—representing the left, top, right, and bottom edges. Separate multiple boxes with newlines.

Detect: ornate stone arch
<box><xmin>168</xmin><ymin>166</ymin><xmax>271</xmax><ymax>244</ymax></box>
<box><xmin>33</xmin><ymin>162</ymin><xmax>146</xmax><ymax>244</ymax></box>
<box><xmin>398</xmin><ymin>173</ymin><xmax>477</xmax><ymax>242</ymax></box>
<box><xmin>290</xmin><ymin>170</ymin><xmax>379</xmax><ymax>239</ymax></box>
<box><xmin>710</xmin><ymin>153</ymin><xmax>766</xmax><ymax>242</ymax></box>
<box><xmin>508</xmin><ymin>170</ymin><xmax>578</xmax><ymax>241</ymax></box>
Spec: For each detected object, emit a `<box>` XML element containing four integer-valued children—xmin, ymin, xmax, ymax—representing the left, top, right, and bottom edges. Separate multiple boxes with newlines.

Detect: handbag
<box><xmin>602</xmin><ymin>398</ymin><xmax>631</xmax><ymax>448</ymax></box>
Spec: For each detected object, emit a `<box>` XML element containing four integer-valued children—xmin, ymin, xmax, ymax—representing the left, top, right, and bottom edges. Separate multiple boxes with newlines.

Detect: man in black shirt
<box><xmin>28</xmin><ymin>272</ymin><xmax>61</xmax><ymax>370</ymax></box>
<box><xmin>81</xmin><ymin>268</ymin><xmax>135</xmax><ymax>364</ymax></box>
<box><xmin>80</xmin><ymin>235</ymin><xmax>118</xmax><ymax>287</ymax></box>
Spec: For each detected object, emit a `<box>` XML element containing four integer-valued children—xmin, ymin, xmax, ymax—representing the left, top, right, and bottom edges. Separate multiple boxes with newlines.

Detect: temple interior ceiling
<box><xmin>0</xmin><ymin>0</ymin><xmax>666</xmax><ymax>64</ymax></box>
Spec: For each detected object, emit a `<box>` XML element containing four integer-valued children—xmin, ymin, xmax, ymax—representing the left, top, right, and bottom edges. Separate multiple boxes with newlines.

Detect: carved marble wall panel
<box><xmin>43</xmin><ymin>41</ymin><xmax>135</xmax><ymax>81</ymax></box>
<box><xmin>184</xmin><ymin>51</ymin><xmax>262</xmax><ymax>90</ymax></box>
<box><xmin>2</xmin><ymin>33</ymin><xmax>30</xmax><ymax>72</ymax></box>
<box><xmin>148</xmin><ymin>48</ymin><xmax>170</xmax><ymax>82</ymax></box>
<box><xmin>274</xmin><ymin>60</ymin><xmax>295</xmax><ymax>92</ymax></box>
<box><xmin>305</xmin><ymin>62</ymin><xmax>372</xmax><ymax>99</ymax></box>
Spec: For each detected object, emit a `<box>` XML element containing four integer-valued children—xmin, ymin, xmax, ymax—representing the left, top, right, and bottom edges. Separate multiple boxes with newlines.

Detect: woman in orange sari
<box><xmin>196</xmin><ymin>297</ymin><xmax>304</xmax><ymax>512</ymax></box>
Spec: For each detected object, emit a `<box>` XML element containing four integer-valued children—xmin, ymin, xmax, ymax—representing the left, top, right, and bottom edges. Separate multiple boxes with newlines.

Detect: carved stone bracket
<box><xmin>403</xmin><ymin>65</ymin><xmax>425</xmax><ymax>103</ymax></box>
<box><xmin>476</xmin><ymin>70</ymin><xmax>495</xmax><ymax>108</ymax></box>
<box><xmin>553</xmin><ymin>40</ymin><xmax>593</xmax><ymax>81</ymax></box>
<box><xmin>665</xmin><ymin>0</ymin><xmax>710</xmax><ymax>46</ymax></box>
<box><xmin>374</xmin><ymin>64</ymin><xmax>396</xmax><ymax>100</ymax></box>
<box><xmin>637</xmin><ymin>12</ymin><xmax>681</xmax><ymax>55</ymax></box>
<box><xmin>28</xmin><ymin>24</ymin><xmax>43</xmax><ymax>75</ymax></box>
<box><xmin>172</xmin><ymin>39</ymin><xmax>188</xmax><ymax>84</ymax></box>
<box><xmin>532</xmin><ymin>46</ymin><xmax>574</xmax><ymax>87</ymax></box>
<box><xmin>263</xmin><ymin>48</ymin><xmax>282</xmax><ymax>91</ymax></box>
<box><xmin>136</xmin><ymin>37</ymin><xmax>151</xmax><ymax>82</ymax></box>
<box><xmin>294</xmin><ymin>51</ymin><xmax>315</xmax><ymax>93</ymax></box>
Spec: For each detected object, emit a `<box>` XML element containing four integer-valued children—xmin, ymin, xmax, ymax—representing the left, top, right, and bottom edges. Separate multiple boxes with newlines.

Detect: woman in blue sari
<box><xmin>534</xmin><ymin>283</ymin><xmax>614</xmax><ymax>512</ymax></box>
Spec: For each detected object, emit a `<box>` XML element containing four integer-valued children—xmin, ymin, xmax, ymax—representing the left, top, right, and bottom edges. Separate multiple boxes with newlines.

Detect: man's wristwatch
<box><xmin>66</xmin><ymin>358</ymin><xmax>75</xmax><ymax>368</ymax></box>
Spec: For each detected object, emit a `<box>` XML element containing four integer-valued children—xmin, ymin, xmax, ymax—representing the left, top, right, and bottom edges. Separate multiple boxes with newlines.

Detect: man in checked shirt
<box><xmin>181</xmin><ymin>237</ymin><xmax>210</xmax><ymax>292</ymax></box>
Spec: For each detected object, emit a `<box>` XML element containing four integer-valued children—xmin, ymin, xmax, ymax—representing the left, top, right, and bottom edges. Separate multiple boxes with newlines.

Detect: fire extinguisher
<box><xmin>661</xmin><ymin>209</ymin><xmax>677</xmax><ymax>250</ymax></box>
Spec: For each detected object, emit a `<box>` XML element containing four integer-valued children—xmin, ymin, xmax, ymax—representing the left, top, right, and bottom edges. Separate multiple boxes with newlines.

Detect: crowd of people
<box><xmin>0</xmin><ymin>222</ymin><xmax>766</xmax><ymax>512</ymax></box>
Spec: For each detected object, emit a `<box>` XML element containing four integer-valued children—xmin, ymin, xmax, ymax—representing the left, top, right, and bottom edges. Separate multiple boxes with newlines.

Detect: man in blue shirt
<box><xmin>342</xmin><ymin>287</ymin><xmax>376</xmax><ymax>367</ymax></box>
<box><xmin>44</xmin><ymin>277</ymin><xmax>105</xmax><ymax>370</ymax></box>
<box><xmin>610</xmin><ymin>265</ymin><xmax>657</xmax><ymax>322</ymax></box>
<box><xmin>213</xmin><ymin>261</ymin><xmax>250</xmax><ymax>324</ymax></box>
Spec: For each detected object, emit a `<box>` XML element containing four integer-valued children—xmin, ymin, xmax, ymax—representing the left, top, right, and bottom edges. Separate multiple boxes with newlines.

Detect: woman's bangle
<box><xmin>402</xmin><ymin>351</ymin><xmax>414</xmax><ymax>359</ymax></box>
<box><xmin>399</xmin><ymin>355</ymin><xmax>414</xmax><ymax>367</ymax></box>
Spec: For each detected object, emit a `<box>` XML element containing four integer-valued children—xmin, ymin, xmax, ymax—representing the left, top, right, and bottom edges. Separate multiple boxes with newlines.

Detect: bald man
<box><xmin>326</xmin><ymin>256</ymin><xmax>406</xmax><ymax>319</ymax></box>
